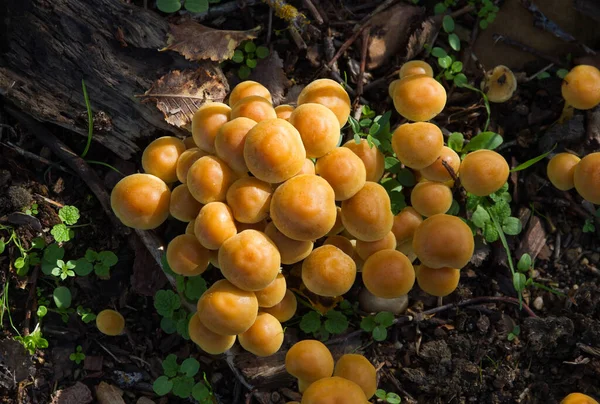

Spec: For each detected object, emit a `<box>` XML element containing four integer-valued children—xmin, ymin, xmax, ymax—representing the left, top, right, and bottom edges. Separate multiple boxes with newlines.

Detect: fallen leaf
<box><xmin>139</xmin><ymin>65</ymin><xmax>228</xmax><ymax>129</ymax></box>
<box><xmin>162</xmin><ymin>20</ymin><xmax>261</xmax><ymax>62</ymax></box>
<box><xmin>96</xmin><ymin>381</ymin><xmax>125</xmax><ymax>404</ymax></box>
<box><xmin>247</xmin><ymin>51</ymin><xmax>291</xmax><ymax>106</ymax></box>
<box><xmin>367</xmin><ymin>4</ymin><xmax>425</xmax><ymax>70</ymax></box>
<box><xmin>405</xmin><ymin>18</ymin><xmax>437</xmax><ymax>62</ymax></box>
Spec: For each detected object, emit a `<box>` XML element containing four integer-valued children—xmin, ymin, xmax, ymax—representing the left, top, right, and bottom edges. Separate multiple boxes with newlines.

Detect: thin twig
<box><xmin>525</xmin><ymin>62</ymin><xmax>554</xmax><ymax>82</ymax></box>
<box><xmin>266</xmin><ymin>7</ymin><xmax>273</xmax><ymax>45</ymax></box>
<box><xmin>327</xmin><ymin>23</ymin><xmax>370</xmax><ymax>69</ymax></box>
<box><xmin>492</xmin><ymin>34</ymin><xmax>564</xmax><ymax>66</ymax></box>
<box><xmin>226</xmin><ymin>350</ymin><xmax>254</xmax><ymax>391</ymax></box>
<box><xmin>356</xmin><ymin>28</ymin><xmax>370</xmax><ymax>101</ymax></box>
<box><xmin>302</xmin><ymin>0</ymin><xmax>324</xmax><ymax>25</ymax></box>
<box><xmin>22</xmin><ymin>266</ymin><xmax>40</xmax><ymax>337</ymax></box>
<box><xmin>33</xmin><ymin>194</ymin><xmax>65</xmax><ymax>209</ymax></box>
<box><xmin>1</xmin><ymin>141</ymin><xmax>70</xmax><ymax>173</ymax></box>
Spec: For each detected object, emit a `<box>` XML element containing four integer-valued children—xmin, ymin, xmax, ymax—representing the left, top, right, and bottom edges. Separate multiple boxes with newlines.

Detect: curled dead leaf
<box><xmin>138</xmin><ymin>64</ymin><xmax>228</xmax><ymax>129</ymax></box>
<box><xmin>162</xmin><ymin>20</ymin><xmax>261</xmax><ymax>62</ymax></box>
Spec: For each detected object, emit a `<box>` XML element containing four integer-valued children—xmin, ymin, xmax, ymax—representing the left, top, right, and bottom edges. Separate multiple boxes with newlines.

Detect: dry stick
<box><xmin>266</xmin><ymin>7</ymin><xmax>273</xmax><ymax>45</ymax></box>
<box><xmin>355</xmin><ymin>27</ymin><xmax>370</xmax><ymax>101</ymax></box>
<box><xmin>327</xmin><ymin>23</ymin><xmax>370</xmax><ymax>69</ymax></box>
<box><xmin>302</xmin><ymin>0</ymin><xmax>324</xmax><ymax>25</ymax></box>
<box><xmin>21</xmin><ymin>266</ymin><xmax>40</xmax><ymax>336</ymax></box>
<box><xmin>492</xmin><ymin>34</ymin><xmax>564</xmax><ymax>66</ymax></box>
<box><xmin>1</xmin><ymin>141</ymin><xmax>71</xmax><ymax>173</ymax></box>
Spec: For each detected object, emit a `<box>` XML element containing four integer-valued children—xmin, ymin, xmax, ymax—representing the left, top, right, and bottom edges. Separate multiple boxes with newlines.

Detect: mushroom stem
<box><xmin>437</xmin><ymin>296</ymin><xmax>443</xmax><ymax>307</ymax></box>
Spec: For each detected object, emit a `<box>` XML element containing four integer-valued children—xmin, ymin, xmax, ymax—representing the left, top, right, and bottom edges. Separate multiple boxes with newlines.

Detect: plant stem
<box><xmin>80</xmin><ymin>79</ymin><xmax>93</xmax><ymax>159</ymax></box>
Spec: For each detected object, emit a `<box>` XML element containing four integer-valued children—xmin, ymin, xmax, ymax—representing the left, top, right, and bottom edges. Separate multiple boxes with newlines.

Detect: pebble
<box><xmin>533</xmin><ymin>296</ymin><xmax>544</xmax><ymax>310</ymax></box>
<box><xmin>581</xmin><ymin>257</ymin><xmax>589</xmax><ymax>265</ymax></box>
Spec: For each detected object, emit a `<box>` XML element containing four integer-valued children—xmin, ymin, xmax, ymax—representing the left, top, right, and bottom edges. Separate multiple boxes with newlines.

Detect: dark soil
<box><xmin>2</xmin><ymin>0</ymin><xmax>600</xmax><ymax>403</ymax></box>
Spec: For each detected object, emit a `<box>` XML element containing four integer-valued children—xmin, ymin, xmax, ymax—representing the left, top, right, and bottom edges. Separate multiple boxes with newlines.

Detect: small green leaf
<box><xmin>556</xmin><ymin>69</ymin><xmax>569</xmax><ymax>79</ymax></box>
<box><xmin>513</xmin><ymin>272</ymin><xmax>527</xmax><ymax>293</ymax></box>
<box><xmin>94</xmin><ymin>263</ymin><xmax>110</xmax><ymax>277</ymax></box>
<box><xmin>451</xmin><ymin>61</ymin><xmax>463</xmax><ymax>73</ymax></box>
<box><xmin>244</xmin><ymin>41</ymin><xmax>257</xmax><ymax>53</ymax></box>
<box><xmin>454</xmin><ymin>73</ymin><xmax>468</xmax><ymax>87</ymax></box>
<box><xmin>517</xmin><ymin>254</ymin><xmax>532</xmax><ymax>272</ymax></box>
<box><xmin>238</xmin><ymin>65</ymin><xmax>251</xmax><ymax>79</ymax></box>
<box><xmin>447</xmin><ymin>199</ymin><xmax>460</xmax><ymax>215</ymax></box>
<box><xmin>192</xmin><ymin>382</ymin><xmax>211</xmax><ymax>401</ymax></box>
<box><xmin>375</xmin><ymin>311</ymin><xmax>394</xmax><ymax>327</ymax></box>
<box><xmin>387</xmin><ymin>392</ymin><xmax>402</xmax><ymax>404</ymax></box>
<box><xmin>502</xmin><ymin>217</ymin><xmax>522</xmax><ymax>235</ymax></box>
<box><xmin>376</xmin><ymin>389</ymin><xmax>387</xmax><ymax>399</ymax></box>
<box><xmin>360</xmin><ymin>316</ymin><xmax>377</xmax><ymax>332</ymax></box>
<box><xmin>385</xmin><ymin>157</ymin><xmax>401</xmax><ymax>173</ymax></box>
<box><xmin>434</xmin><ymin>3</ymin><xmax>447</xmax><ymax>15</ymax></box>
<box><xmin>53</xmin><ymin>286</ymin><xmax>72</xmax><ymax>309</ymax></box>
<box><xmin>463</xmin><ymin>132</ymin><xmax>503</xmax><ymax>152</ymax></box>
<box><xmin>510</xmin><ymin>146</ymin><xmax>556</xmax><ymax>172</ymax></box>
<box><xmin>180</xmin><ymin>357</ymin><xmax>200</xmax><ymax>378</ymax></box>
<box><xmin>232</xmin><ymin>49</ymin><xmax>244</xmax><ymax>63</ymax></box>
<box><xmin>31</xmin><ymin>237</ymin><xmax>46</xmax><ymax>250</ymax></box>
<box><xmin>256</xmin><ymin>46</ymin><xmax>269</xmax><ymax>59</ymax></box>
<box><xmin>324</xmin><ymin>311</ymin><xmax>348</xmax><ymax>335</ymax></box>
<box><xmin>51</xmin><ymin>224</ymin><xmax>71</xmax><ymax>243</ymax></box>
<box><xmin>536</xmin><ymin>71</ymin><xmax>551</xmax><ymax>80</ymax></box>
<box><xmin>442</xmin><ymin>15</ymin><xmax>455</xmax><ymax>33</ymax></box>
<box><xmin>160</xmin><ymin>317</ymin><xmax>178</xmax><ymax>334</ymax></box>
<box><xmin>184</xmin><ymin>0</ymin><xmax>209</xmax><ymax>13</ymax></box>
<box><xmin>37</xmin><ymin>306</ymin><xmax>48</xmax><ymax>318</ymax></box>
<box><xmin>172</xmin><ymin>376</ymin><xmax>195</xmax><ymax>398</ymax></box>
<box><xmin>154</xmin><ymin>289</ymin><xmax>182</xmax><ymax>318</ymax></box>
<box><xmin>372</xmin><ymin>325</ymin><xmax>387</xmax><ymax>341</ymax></box>
<box><xmin>73</xmin><ymin>258</ymin><xmax>93</xmax><ymax>276</ymax></box>
<box><xmin>14</xmin><ymin>257</ymin><xmax>26</xmax><ymax>269</ymax></box>
<box><xmin>397</xmin><ymin>168</ymin><xmax>416</xmax><ymax>187</ymax></box>
<box><xmin>300</xmin><ymin>311</ymin><xmax>321</xmax><ymax>334</ymax></box>
<box><xmin>431</xmin><ymin>47</ymin><xmax>447</xmax><ymax>58</ymax></box>
<box><xmin>583</xmin><ymin>218</ymin><xmax>595</xmax><ymax>233</ymax></box>
<box><xmin>98</xmin><ymin>251</ymin><xmax>118</xmax><ymax>266</ymax></box>
<box><xmin>483</xmin><ymin>221</ymin><xmax>499</xmax><ymax>242</ymax></box>
<box><xmin>153</xmin><ymin>375</ymin><xmax>174</xmax><ymax>396</ymax></box>
<box><xmin>448</xmin><ymin>33</ymin><xmax>461</xmax><ymax>51</ymax></box>
<box><xmin>185</xmin><ymin>276</ymin><xmax>207</xmax><ymax>300</ymax></box>
<box><xmin>438</xmin><ymin>56</ymin><xmax>452</xmax><ymax>69</ymax></box>
<box><xmin>58</xmin><ymin>206</ymin><xmax>80</xmax><ymax>225</ymax></box>
<box><xmin>479</xmin><ymin>19</ymin><xmax>489</xmax><ymax>30</ymax></box>
<box><xmin>0</xmin><ymin>239</ymin><xmax>5</xmax><ymax>254</ymax></box>
<box><xmin>246</xmin><ymin>58</ymin><xmax>258</xmax><ymax>69</ymax></box>
<box><xmin>348</xmin><ymin>116</ymin><xmax>361</xmax><ymax>134</ymax></box>
<box><xmin>162</xmin><ymin>354</ymin><xmax>180</xmax><ymax>377</ymax></box>
<box><xmin>81</xmin><ymin>313</ymin><xmax>96</xmax><ymax>323</ymax></box>
<box><xmin>472</xmin><ymin>205</ymin><xmax>491</xmax><ymax>228</ymax></box>
<box><xmin>448</xmin><ymin>132</ymin><xmax>464</xmax><ymax>152</ymax></box>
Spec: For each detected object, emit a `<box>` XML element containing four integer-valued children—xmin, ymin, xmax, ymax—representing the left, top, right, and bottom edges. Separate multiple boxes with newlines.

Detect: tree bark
<box><xmin>0</xmin><ymin>0</ymin><xmax>188</xmax><ymax>159</ymax></box>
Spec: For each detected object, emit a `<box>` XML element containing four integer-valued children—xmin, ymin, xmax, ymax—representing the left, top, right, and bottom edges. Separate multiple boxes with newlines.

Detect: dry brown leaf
<box><xmin>139</xmin><ymin>64</ymin><xmax>228</xmax><ymax>129</ymax></box>
<box><xmin>248</xmin><ymin>51</ymin><xmax>291</xmax><ymax>106</ymax></box>
<box><xmin>162</xmin><ymin>20</ymin><xmax>261</xmax><ymax>62</ymax></box>
<box><xmin>95</xmin><ymin>382</ymin><xmax>125</xmax><ymax>404</ymax></box>
<box><xmin>405</xmin><ymin>18</ymin><xmax>437</xmax><ymax>62</ymax></box>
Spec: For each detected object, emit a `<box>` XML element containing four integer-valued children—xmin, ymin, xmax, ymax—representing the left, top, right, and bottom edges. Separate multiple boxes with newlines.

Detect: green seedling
<box><xmin>231</xmin><ymin>41</ymin><xmax>270</xmax><ymax>79</ymax></box>
<box><xmin>0</xmin><ymin>225</ymin><xmax>43</xmax><ymax>276</ymax></box>
<box><xmin>69</xmin><ymin>345</ymin><xmax>86</xmax><ymax>364</ymax></box>
<box><xmin>375</xmin><ymin>389</ymin><xmax>402</xmax><ymax>403</ymax></box>
<box><xmin>157</xmin><ymin>0</ymin><xmax>221</xmax><ymax>14</ymax></box>
<box><xmin>507</xmin><ymin>325</ymin><xmax>520</xmax><ymax>341</ymax></box>
<box><xmin>300</xmin><ymin>309</ymin><xmax>349</xmax><ymax>341</ymax></box>
<box><xmin>51</xmin><ymin>205</ymin><xmax>83</xmax><ymax>243</ymax></box>
<box><xmin>24</xmin><ymin>203</ymin><xmax>39</xmax><ymax>216</ymax></box>
<box><xmin>153</xmin><ymin>355</ymin><xmax>214</xmax><ymax>402</ymax></box>
<box><xmin>360</xmin><ymin>311</ymin><xmax>395</xmax><ymax>342</ymax></box>
<box><xmin>77</xmin><ymin>306</ymin><xmax>97</xmax><ymax>324</ymax></box>
<box><xmin>154</xmin><ymin>289</ymin><xmax>193</xmax><ymax>340</ymax></box>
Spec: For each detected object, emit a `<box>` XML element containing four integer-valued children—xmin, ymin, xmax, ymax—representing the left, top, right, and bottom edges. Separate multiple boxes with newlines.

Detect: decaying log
<box><xmin>0</xmin><ymin>0</ymin><xmax>191</xmax><ymax>159</ymax></box>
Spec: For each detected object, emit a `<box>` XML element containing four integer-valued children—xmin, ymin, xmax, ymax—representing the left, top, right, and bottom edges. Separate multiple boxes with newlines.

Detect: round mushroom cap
<box><xmin>197</xmin><ymin>279</ymin><xmax>258</xmax><ymax>335</ymax></box>
<box><xmin>264</xmin><ymin>222</ymin><xmax>314</xmax><ymax>265</ymax></box>
<box><xmin>410</xmin><ymin>181</ymin><xmax>453</xmax><ymax>217</ymax></box>
<box><xmin>141</xmin><ymin>136</ymin><xmax>186</xmax><ymax>183</ymax></box>
<box><xmin>323</xmin><ymin>235</ymin><xmax>355</xmax><ymax>258</ymax></box>
<box><xmin>218</xmin><ymin>230</ymin><xmax>281</xmax><ymax>291</ymax></box>
<box><xmin>391</xmin><ymin>122</ymin><xmax>444</xmax><ymax>169</ymax></box>
<box><xmin>362</xmin><ymin>250</ymin><xmax>415</xmax><ymax>298</ymax></box>
<box><xmin>166</xmin><ymin>234</ymin><xmax>210</xmax><ymax>276</ymax></box>
<box><xmin>231</xmin><ymin>95</ymin><xmax>277</xmax><ymax>123</ymax></box>
<box><xmin>481</xmin><ymin>65</ymin><xmax>517</xmax><ymax>103</ymax></box>
<box><xmin>229</xmin><ymin>81</ymin><xmax>273</xmax><ymax>107</ymax></box>
<box><xmin>289</xmin><ymin>103</ymin><xmax>341</xmax><ymax>158</ymax></box>
<box><xmin>561</xmin><ymin>65</ymin><xmax>600</xmax><ymax>110</ymax></box>
<box><xmin>176</xmin><ymin>148</ymin><xmax>208</xmax><ymax>184</ymax></box>
<box><xmin>275</xmin><ymin>104</ymin><xmax>294</xmax><ymax>120</ymax></box>
<box><xmin>255</xmin><ymin>273</ymin><xmax>287</xmax><ymax>308</ymax></box>
<box><xmin>302</xmin><ymin>245</ymin><xmax>357</xmax><ymax>297</ymax></box>
<box><xmin>185</xmin><ymin>219</ymin><xmax>195</xmax><ymax>236</ymax></box>
<box><xmin>326</xmin><ymin>206</ymin><xmax>345</xmax><ymax>236</ymax></box>
<box><xmin>244</xmin><ymin>119</ymin><xmax>306</xmax><ymax>183</ymax></box>
<box><xmin>388</xmin><ymin>79</ymin><xmax>400</xmax><ymax>98</ymax></box>
<box><xmin>271</xmin><ymin>175</ymin><xmax>337</xmax><ymax>241</ymax></box>
<box><xmin>183</xmin><ymin>136</ymin><xmax>197</xmax><ymax>149</ymax></box>
<box><xmin>96</xmin><ymin>309</ymin><xmax>125</xmax><ymax>336</ymax></box>
<box><xmin>214</xmin><ymin>117</ymin><xmax>257</xmax><ymax>175</ymax></box>
<box><xmin>333</xmin><ymin>354</ymin><xmax>377</xmax><ymax>399</ymax></box>
<box><xmin>110</xmin><ymin>174</ymin><xmax>171</xmax><ymax>230</ymax></box>
<box><xmin>399</xmin><ymin>60</ymin><xmax>434</xmax><ymax>79</ymax></box>
<box><xmin>226</xmin><ymin>177</ymin><xmax>272</xmax><ymax>223</ymax></box>
<box><xmin>355</xmin><ymin>231</ymin><xmax>397</xmax><ymax>260</ymax></box>
<box><xmin>343</xmin><ymin>139</ymin><xmax>385</xmax><ymax>182</ymax></box>
<box><xmin>341</xmin><ymin>182</ymin><xmax>394</xmax><ymax>242</ymax></box>
<box><xmin>261</xmin><ymin>289</ymin><xmax>297</xmax><ymax>322</ymax></box>
<box><xmin>285</xmin><ymin>340</ymin><xmax>334</xmax><ymax>383</ymax></box>
<box><xmin>238</xmin><ymin>312</ymin><xmax>284</xmax><ymax>357</ymax></box>
<box><xmin>392</xmin><ymin>207</ymin><xmax>423</xmax><ymax>243</ymax></box>
<box><xmin>194</xmin><ymin>202</ymin><xmax>237</xmax><ymax>250</ymax></box>
<box><xmin>297</xmin><ymin>78</ymin><xmax>351</xmax><ymax>126</ymax></box>
<box><xmin>392</xmin><ymin>74</ymin><xmax>447</xmax><ymax>121</ymax></box>
<box><xmin>412</xmin><ymin>214</ymin><xmax>474</xmax><ymax>269</ymax></box>
<box><xmin>574</xmin><ymin>152</ymin><xmax>600</xmax><ymax>204</ymax></box>
<box><xmin>316</xmin><ymin>147</ymin><xmax>367</xmax><ymax>201</ymax></box>
<box><xmin>301</xmin><ymin>377</ymin><xmax>367</xmax><ymax>404</ymax></box>
<box><xmin>547</xmin><ymin>153</ymin><xmax>580</xmax><ymax>191</ymax></box>
<box><xmin>188</xmin><ymin>313</ymin><xmax>236</xmax><ymax>354</ymax></box>
<box><xmin>421</xmin><ymin>146</ymin><xmax>461</xmax><ymax>182</ymax></box>
<box><xmin>192</xmin><ymin>102</ymin><xmax>231</xmax><ymax>154</ymax></box>
<box><xmin>416</xmin><ymin>265</ymin><xmax>460</xmax><ymax>297</ymax></box>
<box><xmin>170</xmin><ymin>184</ymin><xmax>203</xmax><ymax>222</ymax></box>
<box><xmin>459</xmin><ymin>150</ymin><xmax>509</xmax><ymax>196</ymax></box>
<box><xmin>560</xmin><ymin>393</ymin><xmax>599</xmax><ymax>404</ymax></box>
<box><xmin>187</xmin><ymin>155</ymin><xmax>237</xmax><ymax>204</ymax></box>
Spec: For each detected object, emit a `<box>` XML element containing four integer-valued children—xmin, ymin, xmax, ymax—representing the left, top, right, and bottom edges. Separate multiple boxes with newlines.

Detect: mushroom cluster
<box><xmin>285</xmin><ymin>340</ymin><xmax>377</xmax><ymax>402</ymax></box>
<box><xmin>547</xmin><ymin>152</ymin><xmax>600</xmax><ymax>204</ymax></box>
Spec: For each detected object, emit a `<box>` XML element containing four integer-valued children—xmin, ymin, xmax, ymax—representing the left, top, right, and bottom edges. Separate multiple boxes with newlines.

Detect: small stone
<box><xmin>581</xmin><ymin>257</ymin><xmax>589</xmax><ymax>265</ymax></box>
<box><xmin>533</xmin><ymin>296</ymin><xmax>544</xmax><ymax>311</ymax></box>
